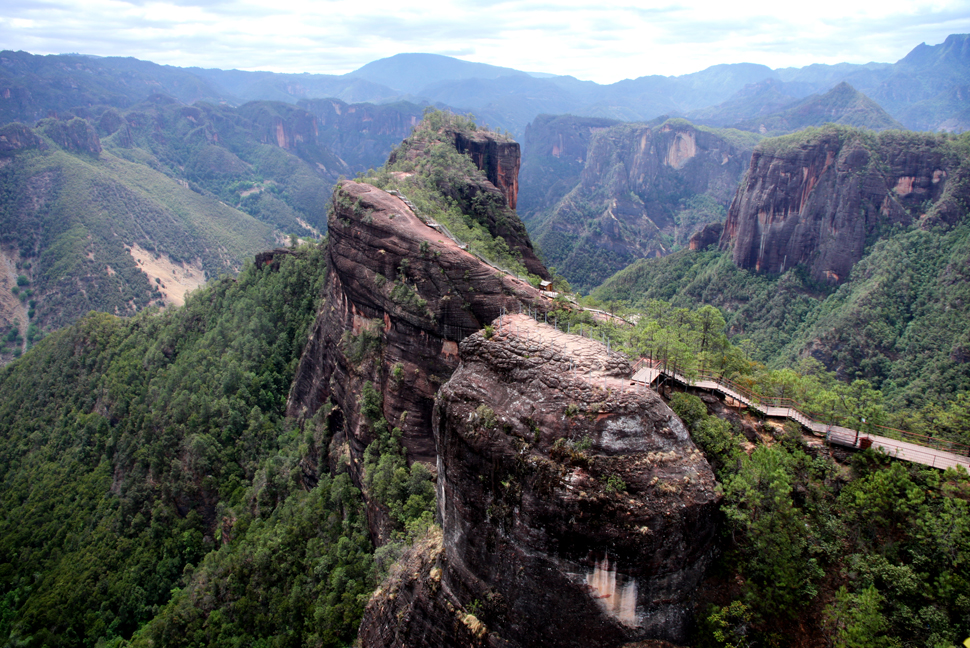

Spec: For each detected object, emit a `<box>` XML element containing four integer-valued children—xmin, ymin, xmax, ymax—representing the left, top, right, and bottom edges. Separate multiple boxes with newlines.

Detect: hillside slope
<box><xmin>0</xmin><ymin>119</ymin><xmax>276</xmax><ymax>362</ymax></box>
<box><xmin>593</xmin><ymin>126</ymin><xmax>970</xmax><ymax>409</ymax></box>
<box><xmin>521</xmin><ymin>117</ymin><xmax>760</xmax><ymax>291</ymax></box>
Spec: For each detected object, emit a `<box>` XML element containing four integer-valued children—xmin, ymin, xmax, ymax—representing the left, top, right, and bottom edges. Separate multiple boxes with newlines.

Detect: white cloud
<box><xmin>1</xmin><ymin>0</ymin><xmax>969</xmax><ymax>82</ymax></box>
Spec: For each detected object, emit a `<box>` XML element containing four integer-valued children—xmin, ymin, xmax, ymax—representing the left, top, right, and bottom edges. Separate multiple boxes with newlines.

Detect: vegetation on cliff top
<box><xmin>357</xmin><ymin>109</ymin><xmax>541</xmax><ymax>283</ymax></box>
<box><xmin>673</xmin><ymin>393</ymin><xmax>970</xmax><ymax>648</ymax></box>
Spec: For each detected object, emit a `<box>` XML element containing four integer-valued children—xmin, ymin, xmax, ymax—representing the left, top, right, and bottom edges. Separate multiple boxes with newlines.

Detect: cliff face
<box><xmin>722</xmin><ymin>127</ymin><xmax>965</xmax><ymax>283</ymax></box>
<box><xmin>523</xmin><ymin>117</ymin><xmax>756</xmax><ymax>291</ymax></box>
<box><xmin>359</xmin><ymin>315</ymin><xmax>719</xmax><ymax>647</ymax></box>
<box><xmin>37</xmin><ymin>117</ymin><xmax>102</xmax><ymax>155</ymax></box>
<box><xmin>452</xmin><ymin>130</ymin><xmax>520</xmax><ymax>209</ymax></box>
<box><xmin>300</xmin><ymin>98</ymin><xmax>426</xmax><ymax>173</ymax></box>
<box><xmin>518</xmin><ymin>114</ymin><xmax>622</xmax><ymax>223</ymax></box>
<box><xmin>287</xmin><ymin>181</ymin><xmax>552</xmax><ymax>540</ymax></box>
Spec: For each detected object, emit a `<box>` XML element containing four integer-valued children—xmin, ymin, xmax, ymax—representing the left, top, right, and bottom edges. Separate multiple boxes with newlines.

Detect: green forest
<box><xmin>2</xmin><ymin>109</ymin><xmax>970</xmax><ymax>647</ymax></box>
<box><xmin>0</xmin><ymin>244</ymin><xmax>383</xmax><ymax>647</ymax></box>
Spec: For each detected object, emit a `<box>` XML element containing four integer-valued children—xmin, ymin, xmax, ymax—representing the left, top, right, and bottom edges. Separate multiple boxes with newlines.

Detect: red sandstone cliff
<box><xmin>286</xmin><ymin>181</ymin><xmax>552</xmax><ymax>541</ymax></box>
<box><xmin>721</xmin><ymin>126</ymin><xmax>968</xmax><ymax>283</ymax></box>
<box><xmin>359</xmin><ymin>316</ymin><xmax>719</xmax><ymax>646</ymax></box>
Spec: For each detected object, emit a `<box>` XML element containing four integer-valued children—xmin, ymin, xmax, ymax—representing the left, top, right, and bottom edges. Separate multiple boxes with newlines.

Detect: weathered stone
<box><xmin>286</xmin><ymin>181</ymin><xmax>552</xmax><ymax>543</ymax></box>
<box><xmin>388</xmin><ymin>127</ymin><xmax>549</xmax><ymax>280</ymax></box>
<box><xmin>359</xmin><ymin>315</ymin><xmax>719</xmax><ymax>646</ymax></box>
<box><xmin>722</xmin><ymin>126</ymin><xmax>967</xmax><ymax>283</ymax></box>
<box><xmin>688</xmin><ymin>222</ymin><xmax>723</xmax><ymax>250</ymax></box>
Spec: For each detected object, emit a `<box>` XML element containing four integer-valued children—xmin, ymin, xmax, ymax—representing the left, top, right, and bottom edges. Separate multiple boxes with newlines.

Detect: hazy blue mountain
<box><xmin>735</xmin><ymin>82</ymin><xmax>904</xmax><ymax>134</ymax></box>
<box><xmin>347</xmin><ymin>52</ymin><xmax>530</xmax><ymax>94</ymax></box>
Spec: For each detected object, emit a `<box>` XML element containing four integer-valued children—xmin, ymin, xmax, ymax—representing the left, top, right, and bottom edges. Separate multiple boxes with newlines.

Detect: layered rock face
<box><xmin>722</xmin><ymin>127</ymin><xmax>966</xmax><ymax>283</ymax></box>
<box><xmin>360</xmin><ymin>315</ymin><xmax>719</xmax><ymax>647</ymax></box>
<box><xmin>287</xmin><ymin>181</ymin><xmax>551</xmax><ymax>538</ymax></box>
<box><xmin>523</xmin><ymin>117</ymin><xmax>754</xmax><ymax>290</ymax></box>
<box><xmin>518</xmin><ymin>114</ymin><xmax>621</xmax><ymax>222</ymax></box>
<box><xmin>301</xmin><ymin>98</ymin><xmax>425</xmax><ymax>173</ymax></box>
<box><xmin>452</xmin><ymin>130</ymin><xmax>521</xmax><ymax>209</ymax></box>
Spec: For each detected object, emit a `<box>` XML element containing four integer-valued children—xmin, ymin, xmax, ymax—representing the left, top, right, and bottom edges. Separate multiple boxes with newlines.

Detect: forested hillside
<box><xmin>0</xmin><ymin>118</ymin><xmax>277</xmax><ymax>362</ymax></box>
<box><xmin>0</xmin><ymin>245</ymin><xmax>381</xmax><ymax>647</ymax></box>
<box><xmin>0</xmin><ymin>92</ymin><xmax>398</xmax><ymax>363</ymax></box>
<box><xmin>519</xmin><ymin>116</ymin><xmax>759</xmax><ymax>290</ymax></box>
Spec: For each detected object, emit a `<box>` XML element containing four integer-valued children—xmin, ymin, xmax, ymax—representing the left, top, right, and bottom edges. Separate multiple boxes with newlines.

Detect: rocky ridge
<box><xmin>387</xmin><ymin>125</ymin><xmax>549</xmax><ymax>280</ymax></box>
<box><xmin>286</xmin><ymin>179</ymin><xmax>553</xmax><ymax>540</ymax></box>
<box><xmin>521</xmin><ymin>117</ymin><xmax>757</xmax><ymax>290</ymax></box>
<box><xmin>359</xmin><ymin>314</ymin><xmax>719</xmax><ymax>646</ymax></box>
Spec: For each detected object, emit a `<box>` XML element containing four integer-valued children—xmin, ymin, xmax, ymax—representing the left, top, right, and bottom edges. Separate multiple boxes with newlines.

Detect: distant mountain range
<box><xmin>3</xmin><ymin>34</ymin><xmax>969</xmax><ymax>139</ymax></box>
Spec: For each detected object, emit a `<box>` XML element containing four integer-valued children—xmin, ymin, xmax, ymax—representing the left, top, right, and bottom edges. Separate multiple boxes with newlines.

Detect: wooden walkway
<box><xmin>632</xmin><ymin>362</ymin><xmax>970</xmax><ymax>472</ymax></box>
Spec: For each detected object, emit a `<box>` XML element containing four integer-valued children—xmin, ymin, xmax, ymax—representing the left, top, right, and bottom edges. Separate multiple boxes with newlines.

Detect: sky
<box><xmin>2</xmin><ymin>0</ymin><xmax>969</xmax><ymax>84</ymax></box>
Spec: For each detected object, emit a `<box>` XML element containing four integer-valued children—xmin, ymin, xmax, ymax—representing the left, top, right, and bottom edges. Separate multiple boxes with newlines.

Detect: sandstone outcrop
<box><xmin>37</xmin><ymin>117</ymin><xmax>101</xmax><ymax>155</ymax></box>
<box><xmin>359</xmin><ymin>315</ymin><xmax>719</xmax><ymax>647</ymax></box>
<box><xmin>388</xmin><ymin>126</ymin><xmax>549</xmax><ymax>280</ymax></box>
<box><xmin>0</xmin><ymin>123</ymin><xmax>46</xmax><ymax>152</ymax></box>
<box><xmin>301</xmin><ymin>98</ymin><xmax>426</xmax><ymax>173</ymax></box>
<box><xmin>722</xmin><ymin>126</ymin><xmax>967</xmax><ymax>283</ymax></box>
<box><xmin>452</xmin><ymin>129</ymin><xmax>521</xmax><ymax>209</ymax></box>
<box><xmin>287</xmin><ymin>181</ymin><xmax>552</xmax><ymax>540</ymax></box>
<box><xmin>688</xmin><ymin>222</ymin><xmax>723</xmax><ymax>250</ymax></box>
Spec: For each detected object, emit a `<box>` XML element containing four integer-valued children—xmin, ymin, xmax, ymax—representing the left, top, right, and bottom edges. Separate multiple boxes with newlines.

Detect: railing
<box><xmin>634</xmin><ymin>359</ymin><xmax>970</xmax><ymax>460</ymax></box>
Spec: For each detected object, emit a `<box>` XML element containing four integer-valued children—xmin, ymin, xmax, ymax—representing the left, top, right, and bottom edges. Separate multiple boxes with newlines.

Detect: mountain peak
<box><xmin>347</xmin><ymin>52</ymin><xmax>529</xmax><ymax>95</ymax></box>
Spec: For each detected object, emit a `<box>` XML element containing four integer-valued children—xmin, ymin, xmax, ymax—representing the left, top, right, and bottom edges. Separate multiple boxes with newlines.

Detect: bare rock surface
<box><xmin>287</xmin><ymin>181</ymin><xmax>552</xmax><ymax>541</ymax></box>
<box><xmin>360</xmin><ymin>315</ymin><xmax>719</xmax><ymax>647</ymax></box>
<box><xmin>722</xmin><ymin>127</ymin><xmax>968</xmax><ymax>283</ymax></box>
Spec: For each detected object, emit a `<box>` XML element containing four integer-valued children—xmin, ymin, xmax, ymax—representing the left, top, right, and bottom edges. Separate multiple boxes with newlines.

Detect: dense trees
<box><xmin>672</xmin><ymin>393</ymin><xmax>970</xmax><ymax>646</ymax></box>
<box><xmin>0</xmin><ymin>243</ymin><xmax>376</xmax><ymax>647</ymax></box>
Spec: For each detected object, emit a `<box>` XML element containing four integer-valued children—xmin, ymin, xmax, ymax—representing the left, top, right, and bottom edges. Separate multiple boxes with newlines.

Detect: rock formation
<box><xmin>722</xmin><ymin>126</ymin><xmax>967</xmax><ymax>283</ymax></box>
<box><xmin>0</xmin><ymin>122</ymin><xmax>46</xmax><ymax>152</ymax></box>
<box><xmin>286</xmin><ymin>180</ymin><xmax>552</xmax><ymax>540</ymax></box>
<box><xmin>301</xmin><ymin>98</ymin><xmax>426</xmax><ymax>173</ymax></box>
<box><xmin>388</xmin><ymin>126</ymin><xmax>549</xmax><ymax>280</ymax></box>
<box><xmin>452</xmin><ymin>129</ymin><xmax>521</xmax><ymax>209</ymax></box>
<box><xmin>520</xmin><ymin>117</ymin><xmax>755</xmax><ymax>291</ymax></box>
<box><xmin>37</xmin><ymin>117</ymin><xmax>102</xmax><ymax>155</ymax></box>
<box><xmin>688</xmin><ymin>222</ymin><xmax>723</xmax><ymax>250</ymax></box>
<box><xmin>359</xmin><ymin>315</ymin><xmax>720</xmax><ymax>647</ymax></box>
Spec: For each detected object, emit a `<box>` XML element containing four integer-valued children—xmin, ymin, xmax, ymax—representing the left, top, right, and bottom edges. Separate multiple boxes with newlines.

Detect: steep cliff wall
<box><xmin>519</xmin><ymin>114</ymin><xmax>622</xmax><ymax>223</ymax></box>
<box><xmin>452</xmin><ymin>130</ymin><xmax>521</xmax><ymax>209</ymax></box>
<box><xmin>299</xmin><ymin>98</ymin><xmax>426</xmax><ymax>173</ymax></box>
<box><xmin>722</xmin><ymin>126</ymin><xmax>967</xmax><ymax>283</ymax></box>
<box><xmin>359</xmin><ymin>315</ymin><xmax>719</xmax><ymax>647</ymax></box>
<box><xmin>524</xmin><ymin>117</ymin><xmax>757</xmax><ymax>291</ymax></box>
<box><xmin>287</xmin><ymin>181</ymin><xmax>552</xmax><ymax>540</ymax></box>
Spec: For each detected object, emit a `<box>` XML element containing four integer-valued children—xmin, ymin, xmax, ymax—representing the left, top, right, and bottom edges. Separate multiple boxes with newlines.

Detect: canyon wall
<box><xmin>521</xmin><ymin>117</ymin><xmax>755</xmax><ymax>290</ymax></box>
<box><xmin>286</xmin><ymin>180</ymin><xmax>552</xmax><ymax>540</ymax></box>
<box><xmin>722</xmin><ymin>126</ymin><xmax>968</xmax><ymax>283</ymax></box>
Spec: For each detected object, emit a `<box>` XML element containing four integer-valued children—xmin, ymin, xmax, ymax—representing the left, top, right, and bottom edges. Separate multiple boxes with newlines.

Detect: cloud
<box><xmin>1</xmin><ymin>0</ymin><xmax>969</xmax><ymax>82</ymax></box>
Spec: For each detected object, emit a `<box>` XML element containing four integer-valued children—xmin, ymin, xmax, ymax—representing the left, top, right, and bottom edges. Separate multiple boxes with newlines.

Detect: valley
<box><xmin>0</xmin><ymin>34</ymin><xmax>969</xmax><ymax>648</ymax></box>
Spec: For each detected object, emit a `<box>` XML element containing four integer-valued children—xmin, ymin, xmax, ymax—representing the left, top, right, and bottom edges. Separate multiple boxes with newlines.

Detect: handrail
<box><xmin>634</xmin><ymin>358</ymin><xmax>970</xmax><ymax>458</ymax></box>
